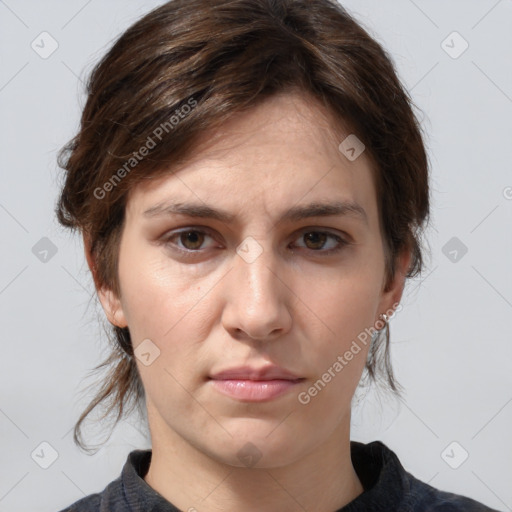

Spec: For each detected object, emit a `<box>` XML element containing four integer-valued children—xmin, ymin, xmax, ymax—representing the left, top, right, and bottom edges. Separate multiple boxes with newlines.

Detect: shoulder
<box><xmin>402</xmin><ymin>476</ymin><xmax>502</xmax><ymax>512</ymax></box>
<box><xmin>392</xmin><ymin>448</ymin><xmax>500</xmax><ymax>511</ymax></box>
<box><xmin>57</xmin><ymin>493</ymin><xmax>101</xmax><ymax>512</ymax></box>
<box><xmin>55</xmin><ymin>449</ymin><xmax>152</xmax><ymax>512</ymax></box>
<box><xmin>349</xmin><ymin>440</ymin><xmax>501</xmax><ymax>512</ymax></box>
<box><xmin>56</xmin><ymin>469</ymin><xmax>125</xmax><ymax>512</ymax></box>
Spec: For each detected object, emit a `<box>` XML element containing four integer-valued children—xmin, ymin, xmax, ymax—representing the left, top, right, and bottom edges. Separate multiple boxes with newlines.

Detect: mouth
<box><xmin>208</xmin><ymin>365</ymin><xmax>305</xmax><ymax>402</ymax></box>
<box><xmin>208</xmin><ymin>377</ymin><xmax>305</xmax><ymax>402</ymax></box>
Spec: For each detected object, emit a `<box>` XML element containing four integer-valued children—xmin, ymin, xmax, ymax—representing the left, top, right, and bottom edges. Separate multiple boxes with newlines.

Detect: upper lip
<box><xmin>209</xmin><ymin>365</ymin><xmax>303</xmax><ymax>381</ymax></box>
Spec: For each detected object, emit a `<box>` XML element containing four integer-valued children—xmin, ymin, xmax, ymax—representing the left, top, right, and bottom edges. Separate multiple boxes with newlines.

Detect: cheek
<box><xmin>117</xmin><ymin>249</ymin><xmax>225</xmax><ymax>386</ymax></box>
<box><xmin>294</xmin><ymin>260</ymin><xmax>383</xmax><ymax>340</ymax></box>
<box><xmin>117</xmin><ymin>240</ymin><xmax>197</xmax><ymax>335</ymax></box>
<box><xmin>287</xmin><ymin>262</ymin><xmax>382</xmax><ymax>391</ymax></box>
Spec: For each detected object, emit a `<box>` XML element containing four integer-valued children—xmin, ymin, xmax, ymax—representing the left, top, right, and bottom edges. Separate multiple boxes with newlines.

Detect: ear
<box><xmin>83</xmin><ymin>232</ymin><xmax>128</xmax><ymax>329</ymax></box>
<box><xmin>375</xmin><ymin>246</ymin><xmax>412</xmax><ymax>320</ymax></box>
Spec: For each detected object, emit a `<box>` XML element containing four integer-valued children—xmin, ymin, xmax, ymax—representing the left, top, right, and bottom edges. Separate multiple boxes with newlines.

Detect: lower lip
<box><xmin>209</xmin><ymin>378</ymin><xmax>303</xmax><ymax>402</ymax></box>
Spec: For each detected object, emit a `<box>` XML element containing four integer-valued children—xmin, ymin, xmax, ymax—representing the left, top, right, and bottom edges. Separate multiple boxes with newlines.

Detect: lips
<box><xmin>209</xmin><ymin>365</ymin><xmax>302</xmax><ymax>381</ymax></box>
<box><xmin>208</xmin><ymin>365</ymin><xmax>305</xmax><ymax>402</ymax></box>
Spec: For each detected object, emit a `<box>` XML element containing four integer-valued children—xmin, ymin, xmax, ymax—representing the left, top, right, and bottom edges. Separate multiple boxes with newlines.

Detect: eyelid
<box><xmin>160</xmin><ymin>225</ymin><xmax>351</xmax><ymax>256</ymax></box>
<box><xmin>294</xmin><ymin>226</ymin><xmax>350</xmax><ymax>242</ymax></box>
<box><xmin>291</xmin><ymin>228</ymin><xmax>350</xmax><ymax>254</ymax></box>
<box><xmin>161</xmin><ymin>226</ymin><xmax>219</xmax><ymax>248</ymax></box>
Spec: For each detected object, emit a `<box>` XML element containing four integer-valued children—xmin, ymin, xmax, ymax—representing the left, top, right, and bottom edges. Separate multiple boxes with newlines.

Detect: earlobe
<box><xmin>97</xmin><ymin>286</ymin><xmax>128</xmax><ymax>328</ymax></box>
<box><xmin>378</xmin><ymin>247</ymin><xmax>412</xmax><ymax>318</ymax></box>
<box><xmin>83</xmin><ymin>232</ymin><xmax>128</xmax><ymax>329</ymax></box>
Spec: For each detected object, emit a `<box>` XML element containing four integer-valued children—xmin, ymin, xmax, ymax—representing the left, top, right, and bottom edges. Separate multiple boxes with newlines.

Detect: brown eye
<box><xmin>303</xmin><ymin>232</ymin><xmax>328</xmax><ymax>250</ymax></box>
<box><xmin>179</xmin><ymin>230</ymin><xmax>205</xmax><ymax>250</ymax></box>
<box><xmin>292</xmin><ymin>230</ymin><xmax>348</xmax><ymax>256</ymax></box>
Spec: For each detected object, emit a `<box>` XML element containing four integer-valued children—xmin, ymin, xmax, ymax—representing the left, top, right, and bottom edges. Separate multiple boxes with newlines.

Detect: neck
<box><xmin>143</xmin><ymin>411</ymin><xmax>364</xmax><ymax>512</ymax></box>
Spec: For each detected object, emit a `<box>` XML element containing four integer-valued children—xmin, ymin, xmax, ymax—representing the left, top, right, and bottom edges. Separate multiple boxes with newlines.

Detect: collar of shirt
<box><xmin>62</xmin><ymin>440</ymin><xmax>500</xmax><ymax>511</ymax></box>
<box><xmin>112</xmin><ymin>440</ymin><xmax>407</xmax><ymax>511</ymax></box>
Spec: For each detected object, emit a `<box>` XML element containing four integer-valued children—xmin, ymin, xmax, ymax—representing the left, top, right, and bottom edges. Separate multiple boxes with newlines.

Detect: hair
<box><xmin>56</xmin><ymin>0</ymin><xmax>431</xmax><ymax>452</ymax></box>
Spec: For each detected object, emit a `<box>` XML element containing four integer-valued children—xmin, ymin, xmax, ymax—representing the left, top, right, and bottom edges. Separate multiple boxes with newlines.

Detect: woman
<box><xmin>56</xmin><ymin>0</ymin><xmax>500</xmax><ymax>510</ymax></box>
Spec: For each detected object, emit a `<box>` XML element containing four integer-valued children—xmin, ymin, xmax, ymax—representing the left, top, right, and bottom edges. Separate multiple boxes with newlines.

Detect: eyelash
<box><xmin>161</xmin><ymin>227</ymin><xmax>349</xmax><ymax>259</ymax></box>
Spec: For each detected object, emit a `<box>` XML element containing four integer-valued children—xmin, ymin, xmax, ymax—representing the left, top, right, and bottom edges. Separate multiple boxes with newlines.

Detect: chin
<box><xmin>205</xmin><ymin>422</ymin><xmax>310</xmax><ymax>469</ymax></box>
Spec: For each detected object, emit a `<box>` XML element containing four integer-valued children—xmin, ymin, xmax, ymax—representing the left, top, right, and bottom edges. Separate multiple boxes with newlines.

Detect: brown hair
<box><xmin>56</xmin><ymin>0</ymin><xmax>430</xmax><ymax>452</ymax></box>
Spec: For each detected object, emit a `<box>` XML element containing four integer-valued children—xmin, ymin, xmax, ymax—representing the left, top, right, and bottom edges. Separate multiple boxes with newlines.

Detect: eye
<box><xmin>160</xmin><ymin>227</ymin><xmax>350</xmax><ymax>259</ymax></box>
<box><xmin>292</xmin><ymin>230</ymin><xmax>348</xmax><ymax>255</ymax></box>
<box><xmin>163</xmin><ymin>228</ymin><xmax>218</xmax><ymax>253</ymax></box>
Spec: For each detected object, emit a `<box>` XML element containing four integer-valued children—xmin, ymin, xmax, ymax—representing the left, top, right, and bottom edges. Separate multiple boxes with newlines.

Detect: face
<box><xmin>95</xmin><ymin>91</ymin><xmax>408</xmax><ymax>468</ymax></box>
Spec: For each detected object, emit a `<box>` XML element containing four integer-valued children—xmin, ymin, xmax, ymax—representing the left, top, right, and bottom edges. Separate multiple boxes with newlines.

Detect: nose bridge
<box><xmin>223</xmin><ymin>238</ymin><xmax>291</xmax><ymax>339</ymax></box>
<box><xmin>233</xmin><ymin>239</ymin><xmax>280</xmax><ymax>305</ymax></box>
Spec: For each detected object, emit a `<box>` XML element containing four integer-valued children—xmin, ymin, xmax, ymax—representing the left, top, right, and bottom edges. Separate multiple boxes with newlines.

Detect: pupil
<box><xmin>305</xmin><ymin>232</ymin><xmax>326</xmax><ymax>249</ymax></box>
<box><xmin>182</xmin><ymin>231</ymin><xmax>203</xmax><ymax>249</ymax></box>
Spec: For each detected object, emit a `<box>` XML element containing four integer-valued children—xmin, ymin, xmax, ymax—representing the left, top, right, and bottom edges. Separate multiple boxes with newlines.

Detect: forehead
<box><xmin>125</xmin><ymin>91</ymin><xmax>378</xmax><ymax>226</ymax></box>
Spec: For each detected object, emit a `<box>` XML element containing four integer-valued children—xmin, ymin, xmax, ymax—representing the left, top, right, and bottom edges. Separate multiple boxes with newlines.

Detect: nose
<box><xmin>221</xmin><ymin>244</ymin><xmax>293</xmax><ymax>341</ymax></box>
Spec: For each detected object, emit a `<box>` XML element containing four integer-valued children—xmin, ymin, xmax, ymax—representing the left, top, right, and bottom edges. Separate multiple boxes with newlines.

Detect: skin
<box><xmin>86</xmin><ymin>90</ymin><xmax>410</xmax><ymax>512</ymax></box>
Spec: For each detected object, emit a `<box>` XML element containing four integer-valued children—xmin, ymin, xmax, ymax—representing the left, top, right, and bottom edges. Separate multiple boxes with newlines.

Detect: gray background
<box><xmin>1</xmin><ymin>1</ymin><xmax>511</xmax><ymax>511</ymax></box>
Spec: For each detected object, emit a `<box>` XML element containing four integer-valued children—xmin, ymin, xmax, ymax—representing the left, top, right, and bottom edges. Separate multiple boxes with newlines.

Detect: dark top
<box><xmin>58</xmin><ymin>440</ymin><xmax>501</xmax><ymax>511</ymax></box>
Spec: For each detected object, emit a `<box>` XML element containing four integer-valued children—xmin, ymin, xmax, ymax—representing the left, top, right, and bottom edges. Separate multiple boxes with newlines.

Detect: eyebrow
<box><xmin>143</xmin><ymin>199</ymin><xmax>368</xmax><ymax>225</ymax></box>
